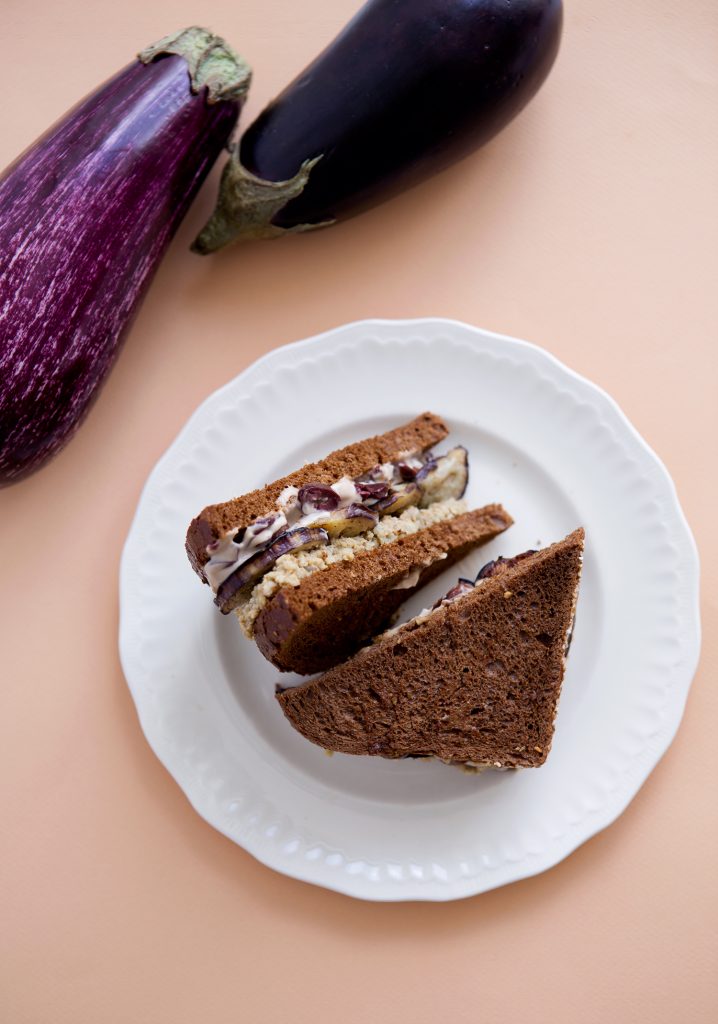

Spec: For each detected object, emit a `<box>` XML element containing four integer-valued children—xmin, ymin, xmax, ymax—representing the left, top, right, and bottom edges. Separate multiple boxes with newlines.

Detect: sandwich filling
<box><xmin>205</xmin><ymin>445</ymin><xmax>468</xmax><ymax>613</ymax></box>
<box><xmin>235</xmin><ymin>497</ymin><xmax>467</xmax><ymax>636</ymax></box>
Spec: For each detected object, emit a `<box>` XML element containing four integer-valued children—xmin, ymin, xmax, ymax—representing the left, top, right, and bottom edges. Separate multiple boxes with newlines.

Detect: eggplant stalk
<box><xmin>138</xmin><ymin>26</ymin><xmax>251</xmax><ymax>104</ymax></box>
<box><xmin>192</xmin><ymin>154</ymin><xmax>332</xmax><ymax>252</ymax></box>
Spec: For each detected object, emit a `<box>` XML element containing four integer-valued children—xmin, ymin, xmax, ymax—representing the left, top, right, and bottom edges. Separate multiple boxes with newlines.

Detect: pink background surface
<box><xmin>1</xmin><ymin>1</ymin><xmax>716</xmax><ymax>1021</ymax></box>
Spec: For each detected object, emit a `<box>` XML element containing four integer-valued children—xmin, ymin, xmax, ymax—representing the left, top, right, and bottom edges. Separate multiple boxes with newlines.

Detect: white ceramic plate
<box><xmin>119</xmin><ymin>319</ymin><xmax>700</xmax><ymax>901</ymax></box>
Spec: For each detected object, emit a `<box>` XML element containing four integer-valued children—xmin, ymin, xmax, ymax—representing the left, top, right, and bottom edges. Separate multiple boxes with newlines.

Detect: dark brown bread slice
<box><xmin>277</xmin><ymin>529</ymin><xmax>584</xmax><ymax>767</ymax></box>
<box><xmin>254</xmin><ymin>504</ymin><xmax>513</xmax><ymax>674</ymax></box>
<box><xmin>186</xmin><ymin>412</ymin><xmax>448</xmax><ymax>581</ymax></box>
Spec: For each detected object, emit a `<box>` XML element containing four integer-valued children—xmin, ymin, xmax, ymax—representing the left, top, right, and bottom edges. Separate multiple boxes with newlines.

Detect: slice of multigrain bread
<box><xmin>252</xmin><ymin>504</ymin><xmax>513</xmax><ymax>674</ymax></box>
<box><xmin>276</xmin><ymin>529</ymin><xmax>584</xmax><ymax>767</ymax></box>
<box><xmin>186</xmin><ymin>412</ymin><xmax>449</xmax><ymax>581</ymax></box>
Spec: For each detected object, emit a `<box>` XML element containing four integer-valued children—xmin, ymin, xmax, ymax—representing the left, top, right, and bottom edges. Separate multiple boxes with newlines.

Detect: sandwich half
<box><xmin>186</xmin><ymin>413</ymin><xmax>513</xmax><ymax>673</ymax></box>
<box><xmin>277</xmin><ymin>529</ymin><xmax>584</xmax><ymax>768</ymax></box>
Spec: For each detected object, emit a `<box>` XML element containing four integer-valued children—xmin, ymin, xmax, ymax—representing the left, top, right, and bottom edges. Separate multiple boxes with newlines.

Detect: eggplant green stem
<box><xmin>139</xmin><ymin>26</ymin><xmax>251</xmax><ymax>105</ymax></box>
<box><xmin>191</xmin><ymin>153</ymin><xmax>335</xmax><ymax>252</ymax></box>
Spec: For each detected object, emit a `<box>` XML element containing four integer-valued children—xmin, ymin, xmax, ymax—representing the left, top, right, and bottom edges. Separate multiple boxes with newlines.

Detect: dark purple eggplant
<box><xmin>434</xmin><ymin>578</ymin><xmax>476</xmax><ymax>607</ymax></box>
<box><xmin>0</xmin><ymin>27</ymin><xmax>250</xmax><ymax>485</ymax></box>
<box><xmin>215</xmin><ymin>526</ymin><xmax>329</xmax><ymax>613</ymax></box>
<box><xmin>374</xmin><ymin>482</ymin><xmax>421</xmax><ymax>516</ymax></box>
<box><xmin>476</xmin><ymin>549</ymin><xmax>537</xmax><ymax>580</ymax></box>
<box><xmin>417</xmin><ymin>445</ymin><xmax>469</xmax><ymax>504</ymax></box>
<box><xmin>321</xmin><ymin>503</ymin><xmax>379</xmax><ymax>537</ymax></box>
<box><xmin>194</xmin><ymin>0</ymin><xmax>562</xmax><ymax>251</ymax></box>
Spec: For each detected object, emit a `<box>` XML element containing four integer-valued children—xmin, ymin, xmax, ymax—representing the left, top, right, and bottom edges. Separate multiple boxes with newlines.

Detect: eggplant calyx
<box><xmin>191</xmin><ymin>154</ymin><xmax>335</xmax><ymax>253</ymax></box>
<box><xmin>139</xmin><ymin>26</ymin><xmax>252</xmax><ymax>105</ymax></box>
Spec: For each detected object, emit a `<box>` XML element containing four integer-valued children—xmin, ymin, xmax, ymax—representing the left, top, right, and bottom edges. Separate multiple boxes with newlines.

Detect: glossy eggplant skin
<box><xmin>0</xmin><ymin>42</ymin><xmax>245</xmax><ymax>485</ymax></box>
<box><xmin>196</xmin><ymin>0</ymin><xmax>561</xmax><ymax>249</ymax></box>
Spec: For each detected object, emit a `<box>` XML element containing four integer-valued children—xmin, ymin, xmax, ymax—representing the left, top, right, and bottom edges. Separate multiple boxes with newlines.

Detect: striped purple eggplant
<box><xmin>194</xmin><ymin>0</ymin><xmax>561</xmax><ymax>251</ymax></box>
<box><xmin>0</xmin><ymin>27</ymin><xmax>250</xmax><ymax>485</ymax></box>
